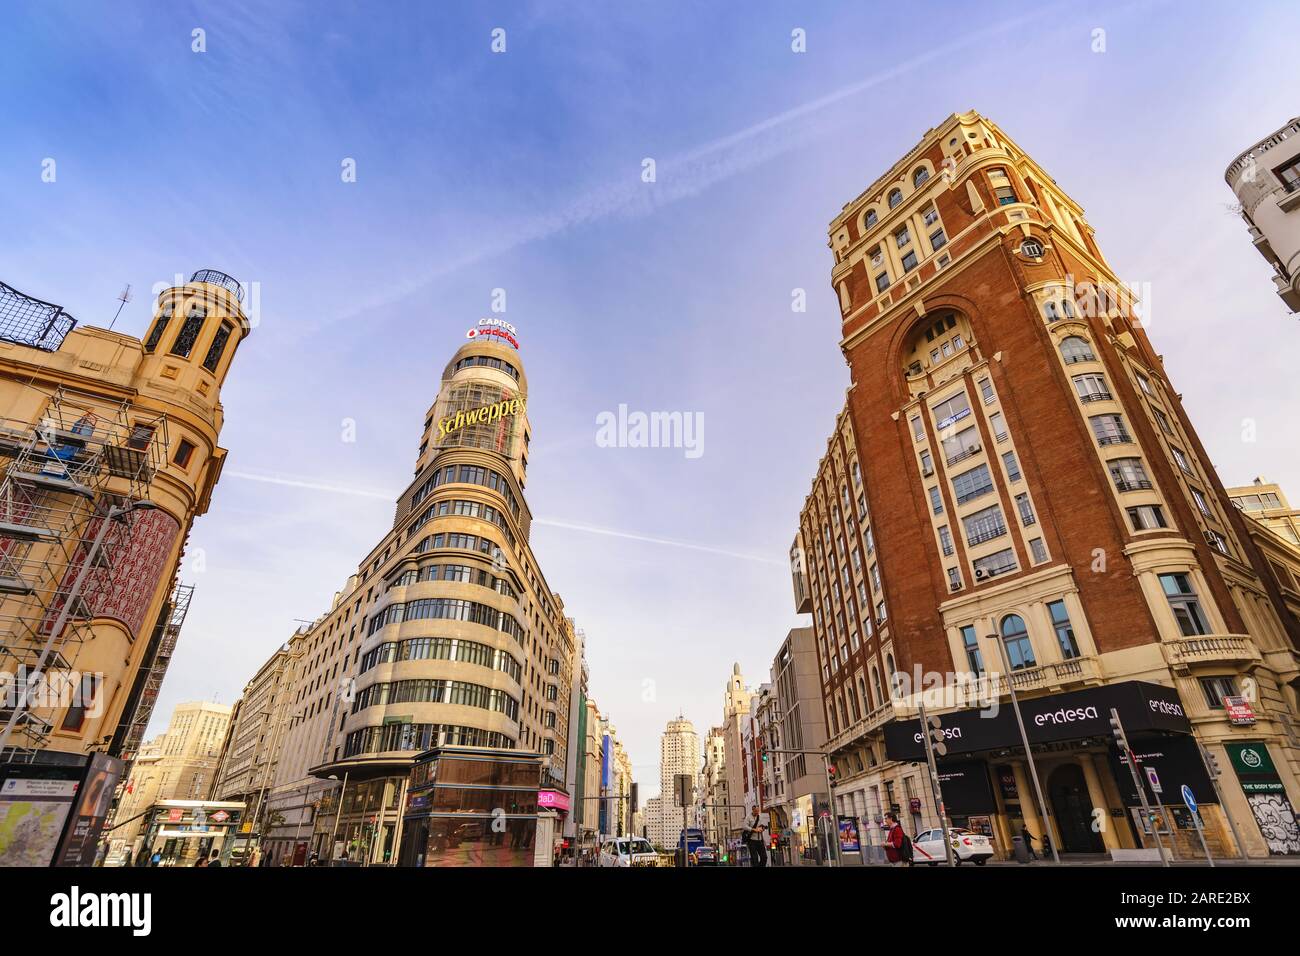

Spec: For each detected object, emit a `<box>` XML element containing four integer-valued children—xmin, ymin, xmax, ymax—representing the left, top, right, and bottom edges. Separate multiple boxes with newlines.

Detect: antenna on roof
<box><xmin>109</xmin><ymin>284</ymin><xmax>132</xmax><ymax>331</ymax></box>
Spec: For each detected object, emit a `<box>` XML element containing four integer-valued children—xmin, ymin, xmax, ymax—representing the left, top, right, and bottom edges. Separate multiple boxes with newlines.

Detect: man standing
<box><xmin>743</xmin><ymin>809</ymin><xmax>768</xmax><ymax>868</ymax></box>
<box><xmin>883</xmin><ymin>812</ymin><xmax>912</xmax><ymax>866</ymax></box>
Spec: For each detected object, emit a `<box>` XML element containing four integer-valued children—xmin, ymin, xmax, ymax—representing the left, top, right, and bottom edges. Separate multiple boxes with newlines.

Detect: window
<box><xmin>1060</xmin><ymin>336</ymin><xmax>1095</xmax><ymax>364</ymax></box>
<box><xmin>1192</xmin><ymin>487</ymin><xmax>1213</xmax><ymax>518</ymax></box>
<box><xmin>169</xmin><ymin>305</ymin><xmax>206</xmax><ymax>358</ymax></box>
<box><xmin>865</xmin><ymin>209</ymin><xmax>878</xmax><ymax>228</ymax></box>
<box><xmin>895</xmin><ymin>226</ymin><xmax>911</xmax><ymax>248</ymax></box>
<box><xmin>989</xmin><ymin>412</ymin><xmax>1008</xmax><ymax>441</ymax></box>
<box><xmin>947</xmin><ymin>566</ymin><xmax>961</xmax><ymax>590</ymax></box>
<box><xmin>1000</xmin><ymin>614</ymin><xmax>1036</xmax><ymax>669</ymax></box>
<box><xmin>1020</xmin><ymin>238</ymin><xmax>1044</xmax><ymax>257</ymax></box>
<box><xmin>888</xmin><ymin>188</ymin><xmax>902</xmax><ymax>209</ymax></box>
<box><xmin>875</xmin><ymin>272</ymin><xmax>890</xmax><ymax>293</ymax></box>
<box><xmin>964</xmin><ymin>505</ymin><xmax>1006</xmax><ymax>546</ymax></box>
<box><xmin>938</xmin><ymin>525</ymin><xmax>954</xmax><ymax>556</ymax></box>
<box><xmin>1160</xmin><ymin>572</ymin><xmax>1210</xmax><ymax>636</ymax></box>
<box><xmin>1206</xmin><ymin>529</ymin><xmax>1230</xmax><ymax>554</ymax></box>
<box><xmin>1127</xmin><ymin>504</ymin><xmax>1167</xmax><ymax>531</ymax></box>
<box><xmin>1029</xmin><ymin>537</ymin><xmax>1048</xmax><ymax>563</ymax></box>
<box><xmin>869</xmin><ymin>246</ymin><xmax>884</xmax><ymax>268</ymax></box>
<box><xmin>911</xmin><ymin>416</ymin><xmax>925</xmax><ymax>441</ymax></box>
<box><xmin>1043</xmin><ymin>300</ymin><xmax>1061</xmax><ymax>322</ymax></box>
<box><xmin>974</xmin><ymin>548</ymin><xmax>1016</xmax><ymax>580</ymax></box>
<box><xmin>174</xmin><ymin>439</ymin><xmax>196</xmax><ymax>469</ymax></box>
<box><xmin>1108</xmin><ymin>457</ymin><xmax>1151</xmax><ymax>491</ymax></box>
<box><xmin>1047</xmin><ymin>600</ymin><xmax>1080</xmax><ymax>658</ymax></box>
<box><xmin>1276</xmin><ymin>156</ymin><xmax>1300</xmax><ymax>193</ymax></box>
<box><xmin>1172</xmin><ymin>446</ymin><xmax>1193</xmax><ymax>474</ymax></box>
<box><xmin>931</xmin><ymin>391</ymin><xmax>971</xmax><ymax>427</ymax></box>
<box><xmin>920</xmin><ymin>450</ymin><xmax>933</xmax><ymax>475</ymax></box>
<box><xmin>144</xmin><ymin>302</ymin><xmax>173</xmax><ymax>353</ymax></box>
<box><xmin>953</xmin><ymin>464</ymin><xmax>994</xmax><ymax>504</ymax></box>
<box><xmin>1073</xmin><ymin>373</ymin><xmax>1111</xmax><ymax>402</ymax></box>
<box><xmin>1002</xmin><ymin>451</ymin><xmax>1022</xmax><ymax>481</ymax></box>
<box><xmin>202</xmin><ymin>321</ymin><xmax>234</xmax><ymax>373</ymax></box>
<box><xmin>1015</xmin><ymin>492</ymin><xmax>1035</xmax><ymax>526</ymax></box>
<box><xmin>1200</xmin><ymin>676</ymin><xmax>1237</xmax><ymax>709</ymax></box>
<box><xmin>901</xmin><ymin>250</ymin><xmax>919</xmax><ymax>272</ymax></box>
<box><xmin>978</xmin><ymin>378</ymin><xmax>995</xmax><ymax>404</ymax></box>
<box><xmin>988</xmin><ymin>167</ymin><xmax>1018</xmax><ymax>205</ymax></box>
<box><xmin>961</xmin><ymin>625</ymin><xmax>984</xmax><ymax>674</ymax></box>
<box><xmin>913</xmin><ymin>166</ymin><xmax>930</xmax><ymax>187</ymax></box>
<box><xmin>1153</xmin><ymin>407</ymin><xmax>1174</xmax><ymax>434</ymax></box>
<box><xmin>60</xmin><ymin>673</ymin><xmax>100</xmax><ymax>731</ymax></box>
<box><xmin>1135</xmin><ymin>372</ymin><xmax>1153</xmax><ymax>395</ymax></box>
<box><xmin>929</xmin><ymin>228</ymin><xmax>947</xmax><ymax>251</ymax></box>
<box><xmin>923</xmin><ymin>206</ymin><xmax>939</xmax><ymax>226</ymax></box>
<box><xmin>1090</xmin><ymin>414</ymin><xmax>1132</xmax><ymax>446</ymax></box>
<box><xmin>928</xmin><ymin>486</ymin><xmax>944</xmax><ymax>515</ymax></box>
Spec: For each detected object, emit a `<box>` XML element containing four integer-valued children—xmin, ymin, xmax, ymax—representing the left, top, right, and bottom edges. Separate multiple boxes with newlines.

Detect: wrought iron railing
<box><xmin>190</xmin><ymin>269</ymin><xmax>243</xmax><ymax>302</ymax></box>
<box><xmin>0</xmin><ymin>280</ymin><xmax>77</xmax><ymax>351</ymax></box>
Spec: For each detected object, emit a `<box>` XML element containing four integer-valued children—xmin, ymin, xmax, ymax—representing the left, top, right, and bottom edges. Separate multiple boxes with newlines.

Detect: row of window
<box><xmin>412</xmin><ymin>530</ymin><xmax>502</xmax><ymax>561</ymax></box>
<box><xmin>143</xmin><ymin>300</ymin><xmax>235</xmax><ymax>373</ymax></box>
<box><xmin>387</xmin><ymin>562</ymin><xmax>517</xmax><ymax>600</ymax></box>
<box><xmin>350</xmin><ymin>678</ymin><xmax>520</xmax><ymax>720</ymax></box>
<box><xmin>342</xmin><ymin>721</ymin><xmax>514</xmax><ymax>758</ymax></box>
<box><xmin>959</xmin><ymin>603</ymin><xmax>1080</xmax><ymax>674</ymax></box>
<box><xmin>358</xmin><ymin>636</ymin><xmax>522</xmax><ymax>683</ymax></box>
<box><xmin>409</xmin><ymin>463</ymin><xmax>520</xmax><ymax>518</ymax></box>
<box><xmin>453</xmin><ymin>353</ymin><xmax>520</xmax><ymax>380</ymax></box>
<box><xmin>408</xmin><ymin>497</ymin><xmax>515</xmax><ymax>548</ymax></box>
<box><xmin>366</xmin><ymin>597</ymin><xmax>526</xmax><ymax>645</ymax></box>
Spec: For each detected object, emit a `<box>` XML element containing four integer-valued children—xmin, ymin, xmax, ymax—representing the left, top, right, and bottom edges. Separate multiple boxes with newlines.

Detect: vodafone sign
<box><xmin>466</xmin><ymin>318</ymin><xmax>520</xmax><ymax>349</ymax></box>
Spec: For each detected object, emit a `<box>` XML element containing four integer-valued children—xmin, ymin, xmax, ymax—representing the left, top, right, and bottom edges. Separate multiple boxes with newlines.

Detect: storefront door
<box><xmin>1048</xmin><ymin>764</ymin><xmax>1104</xmax><ymax>853</ymax></box>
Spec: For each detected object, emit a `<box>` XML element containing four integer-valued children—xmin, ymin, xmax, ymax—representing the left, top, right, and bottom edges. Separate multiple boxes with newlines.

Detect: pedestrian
<box><xmin>743</xmin><ymin>809</ymin><xmax>768</xmax><ymax>868</ymax></box>
<box><xmin>883</xmin><ymin>812</ymin><xmax>913</xmax><ymax>866</ymax></box>
<box><xmin>149</xmin><ymin>851</ymin><xmax>161</xmax><ymax>867</ymax></box>
<box><xmin>206</xmin><ymin>849</ymin><xmax>223</xmax><ymax>868</ymax></box>
<box><xmin>1021</xmin><ymin>825</ymin><xmax>1038</xmax><ymax>861</ymax></box>
<box><xmin>193</xmin><ymin>854</ymin><xmax>208</xmax><ymax>868</ymax></box>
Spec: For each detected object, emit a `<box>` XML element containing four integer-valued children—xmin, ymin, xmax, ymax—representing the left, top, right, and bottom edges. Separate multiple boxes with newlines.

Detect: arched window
<box><xmin>865</xmin><ymin>209</ymin><xmax>878</xmax><ymax>229</ymax></box>
<box><xmin>913</xmin><ymin>166</ymin><xmax>930</xmax><ymax>187</ymax></box>
<box><xmin>1000</xmin><ymin>614</ymin><xmax>1036</xmax><ymax>670</ymax></box>
<box><xmin>1060</xmin><ymin>335</ymin><xmax>1096</xmax><ymax>364</ymax></box>
<box><xmin>1021</xmin><ymin>238</ymin><xmax>1045</xmax><ymax>257</ymax></box>
<box><xmin>871</xmin><ymin>666</ymin><xmax>884</xmax><ymax>707</ymax></box>
<box><xmin>858</xmin><ymin>677</ymin><xmax>870</xmax><ymax>714</ymax></box>
<box><xmin>885</xmin><ymin>653</ymin><xmax>897</xmax><ymax>696</ymax></box>
<box><xmin>849</xmin><ymin>683</ymin><xmax>861</xmax><ymax>721</ymax></box>
<box><xmin>1043</xmin><ymin>301</ymin><xmax>1060</xmax><ymax>322</ymax></box>
<box><xmin>888</xmin><ymin>188</ymin><xmax>903</xmax><ymax>209</ymax></box>
<box><xmin>1061</xmin><ymin>297</ymin><xmax>1076</xmax><ymax>318</ymax></box>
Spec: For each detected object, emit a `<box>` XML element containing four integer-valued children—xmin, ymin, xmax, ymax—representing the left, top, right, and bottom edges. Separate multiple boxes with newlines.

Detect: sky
<box><xmin>2</xmin><ymin>1</ymin><xmax>1299</xmax><ymax>797</ymax></box>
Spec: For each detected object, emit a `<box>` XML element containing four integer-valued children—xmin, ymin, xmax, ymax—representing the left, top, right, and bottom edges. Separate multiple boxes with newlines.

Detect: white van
<box><xmin>598</xmin><ymin>836</ymin><xmax>659</xmax><ymax>868</ymax></box>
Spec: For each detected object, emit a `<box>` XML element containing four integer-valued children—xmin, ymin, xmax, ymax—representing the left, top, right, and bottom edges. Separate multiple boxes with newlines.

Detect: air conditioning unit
<box><xmin>922</xmin><ymin>467</ymin><xmax>934</xmax><ymax>477</ymax></box>
<box><xmin>974</xmin><ymin>568</ymin><xmax>989</xmax><ymax>581</ymax></box>
<box><xmin>967</xmin><ymin>443</ymin><xmax>981</xmax><ymax>454</ymax></box>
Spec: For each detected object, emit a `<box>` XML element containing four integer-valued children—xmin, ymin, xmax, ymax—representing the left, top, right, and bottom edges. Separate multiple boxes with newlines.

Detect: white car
<box><xmin>598</xmin><ymin>837</ymin><xmax>659</xmax><ymax>868</ymax></box>
<box><xmin>912</xmin><ymin>827</ymin><xmax>993</xmax><ymax>865</ymax></box>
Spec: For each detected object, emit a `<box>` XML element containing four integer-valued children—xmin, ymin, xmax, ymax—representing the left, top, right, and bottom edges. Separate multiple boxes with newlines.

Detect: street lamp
<box><xmin>984</xmin><ymin>631</ymin><xmax>1060</xmax><ymax>864</ymax></box>
<box><xmin>0</xmin><ymin>498</ymin><xmax>157</xmax><ymax>757</ymax></box>
<box><xmin>327</xmin><ymin>771</ymin><xmax>350</xmax><ymax>865</ymax></box>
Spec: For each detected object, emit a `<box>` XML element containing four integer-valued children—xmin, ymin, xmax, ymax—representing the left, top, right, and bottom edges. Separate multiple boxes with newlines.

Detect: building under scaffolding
<box><xmin>0</xmin><ymin>271</ymin><xmax>251</xmax><ymax>866</ymax></box>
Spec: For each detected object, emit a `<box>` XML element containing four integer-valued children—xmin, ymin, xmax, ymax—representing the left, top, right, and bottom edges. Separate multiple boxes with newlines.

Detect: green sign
<box><xmin>1226</xmin><ymin>743</ymin><xmax>1283</xmax><ymax>793</ymax></box>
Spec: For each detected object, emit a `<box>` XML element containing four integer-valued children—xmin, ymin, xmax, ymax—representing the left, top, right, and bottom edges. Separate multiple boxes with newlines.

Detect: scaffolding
<box><xmin>0</xmin><ymin>386</ymin><xmax>168</xmax><ymax>762</ymax></box>
<box><xmin>119</xmin><ymin>581</ymin><xmax>194</xmax><ymax>761</ymax></box>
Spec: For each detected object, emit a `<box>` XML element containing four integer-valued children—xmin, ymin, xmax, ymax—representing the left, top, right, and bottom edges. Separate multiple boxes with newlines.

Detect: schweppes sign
<box><xmin>439</xmin><ymin>397</ymin><xmax>526</xmax><ymax>438</ymax></box>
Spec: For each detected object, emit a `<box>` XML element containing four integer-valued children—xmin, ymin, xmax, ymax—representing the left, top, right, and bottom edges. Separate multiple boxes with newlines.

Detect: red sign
<box><xmin>538</xmin><ymin>790</ymin><xmax>571</xmax><ymax>812</ymax></box>
<box><xmin>210</xmin><ymin>810</ymin><xmax>231</xmax><ymax>824</ymax></box>
<box><xmin>1223</xmin><ymin>696</ymin><xmax>1256</xmax><ymax>725</ymax></box>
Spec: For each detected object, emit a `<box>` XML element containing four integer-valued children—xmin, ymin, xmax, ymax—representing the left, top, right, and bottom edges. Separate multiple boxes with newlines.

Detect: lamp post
<box><xmin>0</xmin><ymin>498</ymin><xmax>157</xmax><ymax>757</ymax></box>
<box><xmin>984</xmin><ymin>632</ymin><xmax>1060</xmax><ymax>864</ymax></box>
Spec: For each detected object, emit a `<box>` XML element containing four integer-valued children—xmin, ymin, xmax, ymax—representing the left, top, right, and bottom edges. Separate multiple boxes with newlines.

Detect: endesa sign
<box><xmin>884</xmin><ymin>680</ymin><xmax>1192</xmax><ymax>762</ymax></box>
<box><xmin>466</xmin><ymin>317</ymin><xmax>520</xmax><ymax>349</ymax></box>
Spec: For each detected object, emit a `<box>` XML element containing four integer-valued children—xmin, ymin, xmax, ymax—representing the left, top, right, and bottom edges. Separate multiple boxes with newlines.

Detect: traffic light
<box><xmin>927</xmin><ymin>715</ymin><xmax>947</xmax><ymax>757</ymax></box>
<box><xmin>1109</xmin><ymin>710</ymin><xmax>1128</xmax><ymax>752</ymax></box>
<box><xmin>1201</xmin><ymin>744</ymin><xmax>1222</xmax><ymax>779</ymax></box>
<box><xmin>827</xmin><ymin>763</ymin><xmax>837</xmax><ymax>783</ymax></box>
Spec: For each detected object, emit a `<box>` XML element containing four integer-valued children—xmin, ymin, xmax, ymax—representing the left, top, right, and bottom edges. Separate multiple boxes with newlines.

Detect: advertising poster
<box><xmin>837</xmin><ymin>815</ymin><xmax>861</xmax><ymax>852</ymax></box>
<box><xmin>0</xmin><ymin>776</ymin><xmax>78</xmax><ymax>868</ymax></box>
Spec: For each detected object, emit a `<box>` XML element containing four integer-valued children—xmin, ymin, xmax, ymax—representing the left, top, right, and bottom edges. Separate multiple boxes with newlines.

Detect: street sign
<box><xmin>1222</xmin><ymin>696</ymin><xmax>1256</xmax><ymax>726</ymax></box>
<box><xmin>1181</xmin><ymin>784</ymin><xmax>1197</xmax><ymax>814</ymax></box>
<box><xmin>1145</xmin><ymin>767</ymin><xmax>1162</xmax><ymax>794</ymax></box>
<box><xmin>210</xmin><ymin>809</ymin><xmax>230</xmax><ymax>824</ymax></box>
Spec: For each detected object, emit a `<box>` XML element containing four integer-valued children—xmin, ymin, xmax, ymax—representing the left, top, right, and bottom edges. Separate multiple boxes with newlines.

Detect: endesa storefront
<box><xmin>883</xmin><ymin>680</ymin><xmax>1225</xmax><ymax>859</ymax></box>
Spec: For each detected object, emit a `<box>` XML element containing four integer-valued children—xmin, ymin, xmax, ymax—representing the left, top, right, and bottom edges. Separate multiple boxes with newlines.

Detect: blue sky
<box><xmin>3</xmin><ymin>1</ymin><xmax>1299</xmax><ymax>794</ymax></box>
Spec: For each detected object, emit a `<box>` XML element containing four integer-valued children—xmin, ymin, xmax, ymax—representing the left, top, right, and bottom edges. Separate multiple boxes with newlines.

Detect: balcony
<box><xmin>984</xmin><ymin>655</ymin><xmax>1103</xmax><ymax>696</ymax></box>
<box><xmin>190</xmin><ymin>269</ymin><xmax>244</xmax><ymax>302</ymax></box>
<box><xmin>0</xmin><ymin>280</ymin><xmax>77</xmax><ymax>352</ymax></box>
<box><xmin>1162</xmin><ymin>634</ymin><xmax>1262</xmax><ymax>673</ymax></box>
<box><xmin>824</xmin><ymin>701</ymin><xmax>895</xmax><ymax>755</ymax></box>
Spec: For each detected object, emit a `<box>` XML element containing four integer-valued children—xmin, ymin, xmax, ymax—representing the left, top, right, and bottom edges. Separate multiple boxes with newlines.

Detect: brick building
<box><xmin>796</xmin><ymin>111</ymin><xmax>1300</xmax><ymax>860</ymax></box>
